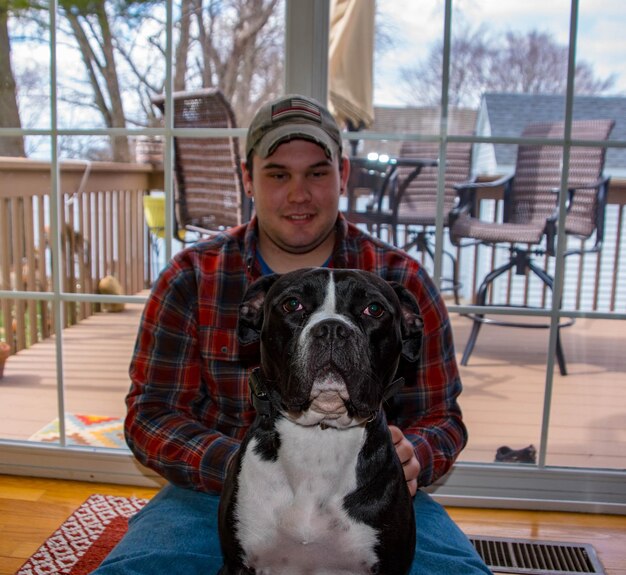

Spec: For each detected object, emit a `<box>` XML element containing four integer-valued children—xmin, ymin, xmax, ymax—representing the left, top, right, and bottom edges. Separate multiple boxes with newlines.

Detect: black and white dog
<box><xmin>218</xmin><ymin>268</ymin><xmax>423</xmax><ymax>575</ymax></box>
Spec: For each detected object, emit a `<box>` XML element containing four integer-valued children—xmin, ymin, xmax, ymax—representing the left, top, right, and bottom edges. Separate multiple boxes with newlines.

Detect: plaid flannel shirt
<box><xmin>127</xmin><ymin>214</ymin><xmax>467</xmax><ymax>493</ymax></box>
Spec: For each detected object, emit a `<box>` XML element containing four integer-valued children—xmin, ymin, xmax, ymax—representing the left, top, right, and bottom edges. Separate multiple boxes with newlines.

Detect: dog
<box><xmin>218</xmin><ymin>268</ymin><xmax>423</xmax><ymax>575</ymax></box>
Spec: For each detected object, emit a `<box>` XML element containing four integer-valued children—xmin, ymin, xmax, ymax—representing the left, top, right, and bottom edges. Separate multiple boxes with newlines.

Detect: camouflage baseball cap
<box><xmin>246</xmin><ymin>94</ymin><xmax>343</xmax><ymax>161</ymax></box>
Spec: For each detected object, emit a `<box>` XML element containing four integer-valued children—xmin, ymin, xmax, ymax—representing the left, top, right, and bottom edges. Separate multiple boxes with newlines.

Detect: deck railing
<box><xmin>0</xmin><ymin>158</ymin><xmax>159</xmax><ymax>354</ymax></box>
<box><xmin>2</xmin><ymin>157</ymin><xmax>625</xmax><ymax>357</ymax></box>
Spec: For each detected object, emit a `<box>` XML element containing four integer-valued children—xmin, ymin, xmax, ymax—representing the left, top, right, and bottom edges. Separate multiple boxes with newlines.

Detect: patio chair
<box><xmin>449</xmin><ymin>119</ymin><xmax>615</xmax><ymax>375</ymax></box>
<box><xmin>362</xmin><ymin>140</ymin><xmax>474</xmax><ymax>303</ymax></box>
<box><xmin>152</xmin><ymin>88</ymin><xmax>250</xmax><ymax>241</ymax></box>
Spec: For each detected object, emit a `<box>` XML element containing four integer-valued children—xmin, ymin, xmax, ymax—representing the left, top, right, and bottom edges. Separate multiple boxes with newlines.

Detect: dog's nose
<box><xmin>312</xmin><ymin>319</ymin><xmax>351</xmax><ymax>341</ymax></box>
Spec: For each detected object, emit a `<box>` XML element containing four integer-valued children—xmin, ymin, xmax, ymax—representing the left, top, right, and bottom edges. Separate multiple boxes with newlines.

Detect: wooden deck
<box><xmin>0</xmin><ymin>302</ymin><xmax>145</xmax><ymax>441</ymax></box>
<box><xmin>0</xmin><ymin>299</ymin><xmax>625</xmax><ymax>470</ymax></box>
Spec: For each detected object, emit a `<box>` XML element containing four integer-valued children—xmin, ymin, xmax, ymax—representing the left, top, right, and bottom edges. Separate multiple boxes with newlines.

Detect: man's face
<box><xmin>244</xmin><ymin>139</ymin><xmax>349</xmax><ymax>257</ymax></box>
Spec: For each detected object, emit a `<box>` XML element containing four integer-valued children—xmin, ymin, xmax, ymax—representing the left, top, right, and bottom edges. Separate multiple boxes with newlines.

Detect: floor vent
<box><xmin>469</xmin><ymin>536</ymin><xmax>606</xmax><ymax>575</ymax></box>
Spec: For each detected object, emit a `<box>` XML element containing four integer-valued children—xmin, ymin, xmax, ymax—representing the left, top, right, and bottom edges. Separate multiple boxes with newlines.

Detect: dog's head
<box><xmin>238</xmin><ymin>268</ymin><xmax>423</xmax><ymax>428</ymax></box>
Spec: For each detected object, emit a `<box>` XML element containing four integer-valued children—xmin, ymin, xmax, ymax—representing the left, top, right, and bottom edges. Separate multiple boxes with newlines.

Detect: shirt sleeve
<box><xmin>388</xmin><ymin>264</ymin><xmax>468</xmax><ymax>487</ymax></box>
<box><xmin>125</xmin><ymin>253</ymin><xmax>242</xmax><ymax>494</ymax></box>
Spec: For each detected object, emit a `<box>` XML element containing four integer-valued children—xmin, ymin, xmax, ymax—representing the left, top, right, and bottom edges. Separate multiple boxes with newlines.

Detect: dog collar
<box><xmin>248</xmin><ymin>368</ymin><xmax>273</xmax><ymax>417</ymax></box>
<box><xmin>382</xmin><ymin>377</ymin><xmax>405</xmax><ymax>403</ymax></box>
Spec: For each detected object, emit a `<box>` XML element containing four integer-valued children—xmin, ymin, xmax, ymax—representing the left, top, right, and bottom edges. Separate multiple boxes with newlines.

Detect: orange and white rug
<box><xmin>29</xmin><ymin>414</ymin><xmax>126</xmax><ymax>448</ymax></box>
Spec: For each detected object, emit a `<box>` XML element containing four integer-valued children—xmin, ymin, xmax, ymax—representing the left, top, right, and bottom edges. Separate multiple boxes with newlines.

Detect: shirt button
<box><xmin>221</xmin><ymin>346</ymin><xmax>228</xmax><ymax>354</ymax></box>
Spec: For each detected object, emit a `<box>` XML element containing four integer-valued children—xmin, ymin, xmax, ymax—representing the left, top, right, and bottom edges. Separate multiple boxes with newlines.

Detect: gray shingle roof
<box><xmin>358</xmin><ymin>106</ymin><xmax>476</xmax><ymax>157</ymax></box>
<box><xmin>477</xmin><ymin>93</ymin><xmax>626</xmax><ymax>174</ymax></box>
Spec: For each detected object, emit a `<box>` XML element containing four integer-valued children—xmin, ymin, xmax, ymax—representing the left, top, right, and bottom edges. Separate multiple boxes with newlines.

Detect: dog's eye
<box><xmin>363</xmin><ymin>302</ymin><xmax>385</xmax><ymax>318</ymax></box>
<box><xmin>282</xmin><ymin>297</ymin><xmax>303</xmax><ymax>313</ymax></box>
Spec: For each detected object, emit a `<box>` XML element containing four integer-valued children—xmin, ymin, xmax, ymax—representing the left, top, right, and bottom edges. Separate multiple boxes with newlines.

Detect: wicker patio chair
<box><xmin>393</xmin><ymin>140</ymin><xmax>474</xmax><ymax>302</ymax></box>
<box><xmin>358</xmin><ymin>140</ymin><xmax>473</xmax><ymax>303</ymax></box>
<box><xmin>152</xmin><ymin>88</ymin><xmax>250</xmax><ymax>240</ymax></box>
<box><xmin>449</xmin><ymin>119</ymin><xmax>615</xmax><ymax>375</ymax></box>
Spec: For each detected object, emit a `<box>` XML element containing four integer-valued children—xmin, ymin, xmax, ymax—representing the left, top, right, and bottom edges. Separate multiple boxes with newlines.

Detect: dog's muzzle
<box><xmin>288</xmin><ymin>317</ymin><xmax>372</xmax><ymax>427</ymax></box>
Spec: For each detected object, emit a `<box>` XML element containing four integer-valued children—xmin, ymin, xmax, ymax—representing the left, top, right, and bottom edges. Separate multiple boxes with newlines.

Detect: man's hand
<box><xmin>389</xmin><ymin>425</ymin><xmax>420</xmax><ymax>497</ymax></box>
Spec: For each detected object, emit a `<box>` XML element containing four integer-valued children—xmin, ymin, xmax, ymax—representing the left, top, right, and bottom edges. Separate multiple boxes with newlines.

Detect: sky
<box><xmin>374</xmin><ymin>0</ymin><xmax>626</xmax><ymax>106</ymax></box>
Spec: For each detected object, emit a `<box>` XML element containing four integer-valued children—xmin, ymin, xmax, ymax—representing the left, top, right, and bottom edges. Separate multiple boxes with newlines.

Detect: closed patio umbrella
<box><xmin>328</xmin><ymin>0</ymin><xmax>375</xmax><ymax>133</ymax></box>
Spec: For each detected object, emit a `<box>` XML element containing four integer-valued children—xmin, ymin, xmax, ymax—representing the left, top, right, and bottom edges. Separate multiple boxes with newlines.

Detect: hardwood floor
<box><xmin>1</xmin><ymin>475</ymin><xmax>624</xmax><ymax>575</ymax></box>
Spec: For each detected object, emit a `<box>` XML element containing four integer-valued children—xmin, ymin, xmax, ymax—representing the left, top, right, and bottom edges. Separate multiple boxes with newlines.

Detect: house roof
<box><xmin>370</xmin><ymin>105</ymin><xmax>477</xmax><ymax>135</ymax></box>
<box><xmin>359</xmin><ymin>106</ymin><xmax>477</xmax><ymax>157</ymax></box>
<box><xmin>477</xmin><ymin>93</ymin><xmax>626</xmax><ymax>174</ymax></box>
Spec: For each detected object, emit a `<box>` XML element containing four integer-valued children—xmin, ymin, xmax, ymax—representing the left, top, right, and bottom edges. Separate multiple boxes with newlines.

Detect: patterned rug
<box><xmin>29</xmin><ymin>414</ymin><xmax>126</xmax><ymax>448</ymax></box>
<box><xmin>16</xmin><ymin>494</ymin><xmax>147</xmax><ymax>575</ymax></box>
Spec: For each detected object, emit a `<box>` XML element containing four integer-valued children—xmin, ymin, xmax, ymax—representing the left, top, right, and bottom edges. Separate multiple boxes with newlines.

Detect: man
<box><xmin>93</xmin><ymin>94</ymin><xmax>490</xmax><ymax>574</ymax></box>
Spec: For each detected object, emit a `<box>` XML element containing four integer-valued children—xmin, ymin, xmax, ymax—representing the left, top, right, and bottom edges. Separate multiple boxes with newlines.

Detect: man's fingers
<box><xmin>388</xmin><ymin>425</ymin><xmax>421</xmax><ymax>494</ymax></box>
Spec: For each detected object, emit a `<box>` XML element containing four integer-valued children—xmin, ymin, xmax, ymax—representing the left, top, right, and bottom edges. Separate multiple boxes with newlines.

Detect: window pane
<box><xmin>56</xmin><ymin>1</ymin><xmax>167</xmax><ymax>134</ymax></box>
<box><xmin>0</xmin><ymin>298</ymin><xmax>59</xmax><ymax>443</ymax></box>
<box><xmin>455</xmin><ymin>321</ymin><xmax>547</xmax><ymax>466</ymax></box>
<box><xmin>0</xmin><ymin>296</ymin><xmax>141</xmax><ymax>450</ymax></box>
<box><xmin>6</xmin><ymin>3</ymin><xmax>51</xmax><ymax>132</ymax></box>
<box><xmin>375</xmin><ymin>0</ymin><xmax>444</xmax><ymax>110</ymax></box>
<box><xmin>368</xmin><ymin>0</ymin><xmax>446</xmax><ymax>157</ymax></box>
<box><xmin>0</xmin><ymin>145</ymin><xmax>52</xmax><ymax>294</ymax></box>
<box><xmin>58</xmin><ymin>300</ymin><xmax>145</xmax><ymax>449</ymax></box>
<box><xmin>58</xmin><ymin>140</ymin><xmax>154</xmax><ymax>296</ymax></box>
<box><xmin>547</xmin><ymin>318</ymin><xmax>626</xmax><ymax>469</ymax></box>
<box><xmin>577</xmin><ymin>0</ymin><xmax>626</xmax><ymax>145</ymax></box>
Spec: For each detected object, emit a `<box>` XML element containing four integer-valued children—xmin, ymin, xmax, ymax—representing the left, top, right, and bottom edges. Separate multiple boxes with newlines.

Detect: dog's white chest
<box><xmin>235</xmin><ymin>419</ymin><xmax>379</xmax><ymax>574</ymax></box>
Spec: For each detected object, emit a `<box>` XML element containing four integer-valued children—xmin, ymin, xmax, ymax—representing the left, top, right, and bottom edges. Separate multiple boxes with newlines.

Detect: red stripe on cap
<box><xmin>271</xmin><ymin>97</ymin><xmax>322</xmax><ymax>123</ymax></box>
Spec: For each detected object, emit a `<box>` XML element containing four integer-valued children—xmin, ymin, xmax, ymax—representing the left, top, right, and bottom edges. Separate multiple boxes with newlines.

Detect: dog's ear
<box><xmin>237</xmin><ymin>275</ymin><xmax>280</xmax><ymax>345</ymax></box>
<box><xmin>390</xmin><ymin>282</ymin><xmax>423</xmax><ymax>362</ymax></box>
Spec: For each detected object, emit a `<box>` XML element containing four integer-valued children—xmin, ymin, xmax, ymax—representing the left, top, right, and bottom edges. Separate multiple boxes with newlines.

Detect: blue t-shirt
<box><xmin>256</xmin><ymin>250</ymin><xmax>330</xmax><ymax>275</ymax></box>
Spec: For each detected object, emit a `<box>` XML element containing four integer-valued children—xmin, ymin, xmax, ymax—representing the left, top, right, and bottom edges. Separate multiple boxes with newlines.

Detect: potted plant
<box><xmin>0</xmin><ymin>341</ymin><xmax>10</xmax><ymax>379</ymax></box>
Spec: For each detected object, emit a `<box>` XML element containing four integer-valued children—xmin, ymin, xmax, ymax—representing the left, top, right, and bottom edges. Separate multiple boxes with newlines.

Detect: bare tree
<box><xmin>0</xmin><ymin>0</ymin><xmax>26</xmax><ymax>156</ymax></box>
<box><xmin>59</xmin><ymin>0</ymin><xmax>134</xmax><ymax>161</ymax></box>
<box><xmin>108</xmin><ymin>0</ymin><xmax>283</xmax><ymax>126</ymax></box>
<box><xmin>186</xmin><ymin>0</ymin><xmax>282</xmax><ymax>124</ymax></box>
<box><xmin>401</xmin><ymin>23</ymin><xmax>494</xmax><ymax>108</ymax></box>
<box><xmin>174</xmin><ymin>1</ymin><xmax>192</xmax><ymax>92</ymax></box>
<box><xmin>486</xmin><ymin>30</ymin><xmax>616</xmax><ymax>96</ymax></box>
<box><xmin>401</xmin><ymin>26</ymin><xmax>617</xmax><ymax>108</ymax></box>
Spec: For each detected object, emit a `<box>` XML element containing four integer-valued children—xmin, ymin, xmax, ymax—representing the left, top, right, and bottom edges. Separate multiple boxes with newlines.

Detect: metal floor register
<box><xmin>469</xmin><ymin>536</ymin><xmax>606</xmax><ymax>575</ymax></box>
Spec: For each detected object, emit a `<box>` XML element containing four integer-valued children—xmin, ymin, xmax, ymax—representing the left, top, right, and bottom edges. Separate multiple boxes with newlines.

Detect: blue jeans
<box><xmin>93</xmin><ymin>484</ymin><xmax>491</xmax><ymax>574</ymax></box>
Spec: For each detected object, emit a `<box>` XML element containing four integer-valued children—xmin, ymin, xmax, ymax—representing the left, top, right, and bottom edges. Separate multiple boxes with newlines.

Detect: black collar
<box><xmin>248</xmin><ymin>368</ymin><xmax>274</xmax><ymax>417</ymax></box>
